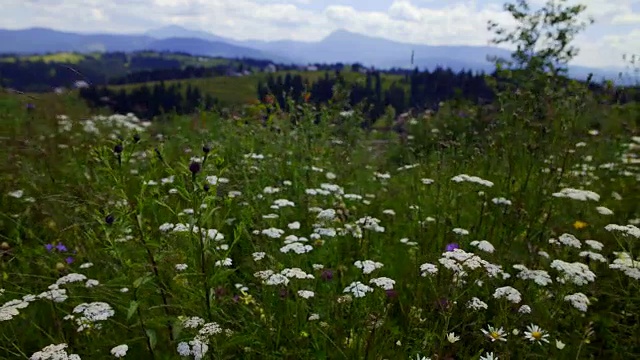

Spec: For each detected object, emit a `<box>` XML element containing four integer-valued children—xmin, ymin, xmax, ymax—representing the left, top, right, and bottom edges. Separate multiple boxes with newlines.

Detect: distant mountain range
<box><xmin>0</xmin><ymin>26</ymin><xmax>628</xmax><ymax>83</ymax></box>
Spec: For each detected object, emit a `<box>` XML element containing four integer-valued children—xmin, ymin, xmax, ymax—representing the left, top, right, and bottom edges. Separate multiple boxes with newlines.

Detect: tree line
<box><xmin>79</xmin><ymin>82</ymin><xmax>217</xmax><ymax>120</ymax></box>
<box><xmin>257</xmin><ymin>67</ymin><xmax>496</xmax><ymax>119</ymax></box>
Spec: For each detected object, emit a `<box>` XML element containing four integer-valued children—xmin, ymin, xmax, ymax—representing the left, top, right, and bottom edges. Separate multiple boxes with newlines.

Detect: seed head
<box><xmin>105</xmin><ymin>214</ymin><xmax>115</xmax><ymax>225</ymax></box>
<box><xmin>189</xmin><ymin>161</ymin><xmax>201</xmax><ymax>174</ymax></box>
<box><xmin>113</xmin><ymin>144</ymin><xmax>123</xmax><ymax>154</ymax></box>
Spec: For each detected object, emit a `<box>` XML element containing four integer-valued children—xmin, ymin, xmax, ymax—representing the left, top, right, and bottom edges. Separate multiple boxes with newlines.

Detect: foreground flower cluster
<box><xmin>0</xmin><ymin>105</ymin><xmax>639</xmax><ymax>360</ymax></box>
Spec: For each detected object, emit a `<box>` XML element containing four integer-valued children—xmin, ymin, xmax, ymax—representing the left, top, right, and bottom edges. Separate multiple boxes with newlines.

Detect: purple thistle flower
<box><xmin>385</xmin><ymin>289</ymin><xmax>398</xmax><ymax>299</ymax></box>
<box><xmin>56</xmin><ymin>242</ymin><xmax>67</xmax><ymax>252</ymax></box>
<box><xmin>321</xmin><ymin>269</ymin><xmax>334</xmax><ymax>281</ymax></box>
<box><xmin>445</xmin><ymin>243</ymin><xmax>460</xmax><ymax>252</ymax></box>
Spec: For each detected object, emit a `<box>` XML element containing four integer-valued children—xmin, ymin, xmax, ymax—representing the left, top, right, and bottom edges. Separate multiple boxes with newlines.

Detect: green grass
<box><xmin>0</xmin><ymin>52</ymin><xmax>95</xmax><ymax>64</ymax></box>
<box><xmin>0</xmin><ymin>80</ymin><xmax>639</xmax><ymax>360</ymax></box>
<box><xmin>109</xmin><ymin>71</ymin><xmax>407</xmax><ymax>105</ymax></box>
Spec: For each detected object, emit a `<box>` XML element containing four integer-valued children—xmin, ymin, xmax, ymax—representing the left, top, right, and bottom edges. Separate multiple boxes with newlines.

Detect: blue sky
<box><xmin>2</xmin><ymin>0</ymin><xmax>639</xmax><ymax>68</ymax></box>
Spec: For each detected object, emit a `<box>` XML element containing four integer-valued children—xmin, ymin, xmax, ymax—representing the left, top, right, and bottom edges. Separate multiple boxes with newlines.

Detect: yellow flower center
<box><xmin>531</xmin><ymin>331</ymin><xmax>542</xmax><ymax>339</ymax></box>
<box><xmin>490</xmin><ymin>331</ymin><xmax>501</xmax><ymax>339</ymax></box>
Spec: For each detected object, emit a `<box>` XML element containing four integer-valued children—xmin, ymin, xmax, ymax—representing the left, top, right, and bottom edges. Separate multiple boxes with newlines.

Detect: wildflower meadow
<box><xmin>1</xmin><ymin>1</ymin><xmax>639</xmax><ymax>359</ymax></box>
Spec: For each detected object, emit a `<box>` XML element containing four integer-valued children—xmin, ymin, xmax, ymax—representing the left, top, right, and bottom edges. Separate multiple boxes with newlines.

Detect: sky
<box><xmin>1</xmin><ymin>0</ymin><xmax>639</xmax><ymax>68</ymax></box>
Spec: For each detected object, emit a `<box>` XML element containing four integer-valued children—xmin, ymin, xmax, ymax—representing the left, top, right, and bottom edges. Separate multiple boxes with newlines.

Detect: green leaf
<box><xmin>146</xmin><ymin>329</ymin><xmax>157</xmax><ymax>350</ymax></box>
<box><xmin>133</xmin><ymin>274</ymin><xmax>153</xmax><ymax>289</ymax></box>
<box><xmin>126</xmin><ymin>300</ymin><xmax>139</xmax><ymax>321</ymax></box>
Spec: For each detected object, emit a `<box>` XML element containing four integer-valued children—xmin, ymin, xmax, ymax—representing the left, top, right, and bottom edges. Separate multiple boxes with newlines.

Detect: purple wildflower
<box><xmin>321</xmin><ymin>269</ymin><xmax>334</xmax><ymax>281</ymax></box>
<box><xmin>65</xmin><ymin>257</ymin><xmax>74</xmax><ymax>264</ymax></box>
<box><xmin>56</xmin><ymin>243</ymin><xmax>67</xmax><ymax>252</ymax></box>
<box><xmin>445</xmin><ymin>243</ymin><xmax>460</xmax><ymax>252</ymax></box>
<box><xmin>45</xmin><ymin>243</ymin><xmax>54</xmax><ymax>252</ymax></box>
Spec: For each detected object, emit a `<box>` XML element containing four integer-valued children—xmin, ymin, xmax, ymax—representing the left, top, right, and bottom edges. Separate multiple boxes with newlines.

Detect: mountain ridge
<box><xmin>0</xmin><ymin>26</ymin><xmax>627</xmax><ymax>83</ymax></box>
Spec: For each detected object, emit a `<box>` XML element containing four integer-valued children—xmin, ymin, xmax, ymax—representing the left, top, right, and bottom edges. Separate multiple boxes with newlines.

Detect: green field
<box><xmin>2</xmin><ymin>66</ymin><xmax>640</xmax><ymax>359</ymax></box>
<box><xmin>0</xmin><ymin>51</ymin><xmax>240</xmax><ymax>68</ymax></box>
<box><xmin>0</xmin><ymin>52</ymin><xmax>95</xmax><ymax>64</ymax></box>
<box><xmin>109</xmin><ymin>70</ymin><xmax>407</xmax><ymax>105</ymax></box>
<box><xmin>1</xmin><ymin>2</ymin><xmax>640</xmax><ymax>358</ymax></box>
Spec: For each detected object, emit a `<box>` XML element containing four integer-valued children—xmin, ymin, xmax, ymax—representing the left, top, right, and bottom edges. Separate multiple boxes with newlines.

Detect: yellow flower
<box><xmin>239</xmin><ymin>291</ymin><xmax>255</xmax><ymax>305</ymax></box>
<box><xmin>573</xmin><ymin>220</ymin><xmax>588</xmax><ymax>230</ymax></box>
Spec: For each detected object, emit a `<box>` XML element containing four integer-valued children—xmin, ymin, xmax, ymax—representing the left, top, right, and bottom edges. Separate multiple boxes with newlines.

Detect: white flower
<box><xmin>177</xmin><ymin>342</ymin><xmax>190</xmax><ymax>356</ymax></box>
<box><xmin>297</xmin><ymin>290</ymin><xmax>315</xmax><ymax>299</ymax></box>
<box><xmin>382</xmin><ymin>209</ymin><xmax>396</xmax><ymax>216</ymax></box>
<box><xmin>471</xmin><ymin>240</ymin><xmax>495</xmax><ymax>253</ymax></box>
<box><xmin>281</xmin><ymin>268</ymin><xmax>314</xmax><ymax>279</ymax></box>
<box><xmin>555</xmin><ymin>233</ymin><xmax>582</xmax><ymax>249</ymax></box>
<box><xmin>555</xmin><ymin>339</ymin><xmax>566</xmax><ymax>349</ymax></box>
<box><xmin>518</xmin><ymin>305</ymin><xmax>532</xmax><ymax>314</ymax></box>
<box><xmin>579</xmin><ymin>251</ymin><xmax>607</xmax><ymax>263</ymax></box>
<box><xmin>215</xmin><ymin>258</ymin><xmax>232</xmax><ymax>267</ymax></box>
<box><xmin>479</xmin><ymin>352</ymin><xmax>498</xmax><ymax>360</ymax></box>
<box><xmin>198</xmin><ymin>322</ymin><xmax>223</xmax><ymax>338</ymax></box>
<box><xmin>467</xmin><ymin>297</ymin><xmax>488</xmax><ymax>310</ymax></box>
<box><xmin>369</xmin><ymin>277</ymin><xmax>396</xmax><ymax>290</ymax></box>
<box><xmin>261</xmin><ymin>227</ymin><xmax>285</xmax><ymax>238</ymax></box>
<box><xmin>175</xmin><ymin>264</ymin><xmax>188</xmax><ymax>271</ymax></box>
<box><xmin>354</xmin><ymin>260</ymin><xmax>384</xmax><ymax>274</ymax></box>
<box><xmin>452</xmin><ymin>228</ymin><xmax>469</xmax><ymax>236</ymax></box>
<box><xmin>481</xmin><ymin>325</ymin><xmax>507</xmax><ymax>342</ymax></box>
<box><xmin>273</xmin><ymin>199</ymin><xmax>295</xmax><ymax>208</ymax></box>
<box><xmin>446</xmin><ymin>332</ymin><xmax>460</xmax><ymax>343</ymax></box>
<box><xmin>552</xmin><ymin>188</ymin><xmax>600</xmax><ymax>201</ymax></box>
<box><xmin>288</xmin><ymin>221</ymin><xmax>301</xmax><ymax>230</ymax></box>
<box><xmin>252</xmin><ymin>252</ymin><xmax>266</xmax><ymax>261</ymax></box>
<box><xmin>343</xmin><ymin>281</ymin><xmax>373</xmax><ymax>298</ymax></box>
<box><xmin>550</xmin><ymin>260</ymin><xmax>596</xmax><ymax>286</ymax></box>
<box><xmin>493</xmin><ymin>286</ymin><xmax>522</xmax><ymax>304</ymax></box>
<box><xmin>280</xmin><ymin>242</ymin><xmax>313</xmax><ymax>254</ymax></box>
<box><xmin>513</xmin><ymin>264</ymin><xmax>553</xmax><ymax>286</ymax></box>
<box><xmin>110</xmin><ymin>344</ymin><xmax>128</xmax><ymax>358</ymax></box>
<box><xmin>491</xmin><ymin>197</ymin><xmax>512</xmax><ymax>206</ymax></box>
<box><xmin>596</xmin><ymin>206</ymin><xmax>614</xmax><ymax>215</ymax></box>
<box><xmin>182</xmin><ymin>316</ymin><xmax>205</xmax><ymax>329</ymax></box>
<box><xmin>419</xmin><ymin>262</ymin><xmax>438</xmax><ymax>277</ymax></box>
<box><xmin>605</xmin><ymin>224</ymin><xmax>640</xmax><ymax>238</ymax></box>
<box><xmin>30</xmin><ymin>343</ymin><xmax>80</xmax><ymax>360</ymax></box>
<box><xmin>85</xmin><ymin>279</ymin><xmax>99</xmax><ymax>288</ymax></box>
<box><xmin>564</xmin><ymin>292</ymin><xmax>590</xmax><ymax>312</ymax></box>
<box><xmin>524</xmin><ymin>324</ymin><xmax>549</xmax><ymax>344</ymax></box>
<box><xmin>8</xmin><ymin>190</ymin><xmax>24</xmax><ymax>199</ymax></box>
<box><xmin>451</xmin><ymin>174</ymin><xmax>494</xmax><ymax>187</ymax></box>
<box><xmin>584</xmin><ymin>240</ymin><xmax>604</xmax><ymax>251</ymax></box>
<box><xmin>37</xmin><ymin>287</ymin><xmax>68</xmax><ymax>303</ymax></box>
<box><xmin>56</xmin><ymin>273</ymin><xmax>87</xmax><ymax>285</ymax></box>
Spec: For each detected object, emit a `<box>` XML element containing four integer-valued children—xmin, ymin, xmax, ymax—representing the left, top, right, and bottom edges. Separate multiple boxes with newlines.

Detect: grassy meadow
<box><xmin>108</xmin><ymin>70</ymin><xmax>407</xmax><ymax>106</ymax></box>
<box><xmin>0</xmin><ymin>77</ymin><xmax>639</xmax><ymax>360</ymax></box>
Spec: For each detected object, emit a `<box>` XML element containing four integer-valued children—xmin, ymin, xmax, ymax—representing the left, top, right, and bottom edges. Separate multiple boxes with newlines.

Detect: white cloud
<box><xmin>1</xmin><ymin>0</ymin><xmax>639</xmax><ymax>67</ymax></box>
